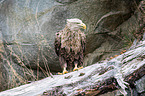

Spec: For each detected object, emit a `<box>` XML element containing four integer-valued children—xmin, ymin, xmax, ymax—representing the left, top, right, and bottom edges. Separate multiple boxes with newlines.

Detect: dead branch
<box><xmin>0</xmin><ymin>40</ymin><xmax>145</xmax><ymax>96</ymax></box>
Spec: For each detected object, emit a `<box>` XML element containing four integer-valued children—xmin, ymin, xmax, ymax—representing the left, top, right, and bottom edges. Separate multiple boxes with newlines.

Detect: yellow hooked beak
<box><xmin>81</xmin><ymin>23</ymin><xmax>86</xmax><ymax>29</ymax></box>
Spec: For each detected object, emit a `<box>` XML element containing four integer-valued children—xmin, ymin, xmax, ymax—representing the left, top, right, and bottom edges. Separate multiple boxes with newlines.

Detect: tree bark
<box><xmin>0</xmin><ymin>40</ymin><xmax>145</xmax><ymax>96</ymax></box>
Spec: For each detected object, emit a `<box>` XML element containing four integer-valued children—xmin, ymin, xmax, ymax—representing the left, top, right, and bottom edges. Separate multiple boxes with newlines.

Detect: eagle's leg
<box><xmin>73</xmin><ymin>61</ymin><xmax>84</xmax><ymax>71</ymax></box>
<box><xmin>62</xmin><ymin>63</ymin><xmax>68</xmax><ymax>74</ymax></box>
<box><xmin>58</xmin><ymin>57</ymin><xmax>68</xmax><ymax>75</ymax></box>
<box><xmin>78</xmin><ymin>56</ymin><xmax>84</xmax><ymax>70</ymax></box>
<box><xmin>73</xmin><ymin>62</ymin><xmax>79</xmax><ymax>71</ymax></box>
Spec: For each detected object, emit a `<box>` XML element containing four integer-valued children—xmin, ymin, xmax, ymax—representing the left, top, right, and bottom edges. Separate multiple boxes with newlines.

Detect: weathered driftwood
<box><xmin>0</xmin><ymin>40</ymin><xmax>145</xmax><ymax>96</ymax></box>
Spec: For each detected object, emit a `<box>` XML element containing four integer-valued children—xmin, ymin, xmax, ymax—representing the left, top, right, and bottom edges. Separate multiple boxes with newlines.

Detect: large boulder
<box><xmin>0</xmin><ymin>0</ymin><xmax>142</xmax><ymax>91</ymax></box>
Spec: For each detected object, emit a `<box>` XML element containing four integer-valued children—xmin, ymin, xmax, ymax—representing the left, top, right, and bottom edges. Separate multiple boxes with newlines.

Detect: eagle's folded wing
<box><xmin>54</xmin><ymin>32</ymin><xmax>61</xmax><ymax>56</ymax></box>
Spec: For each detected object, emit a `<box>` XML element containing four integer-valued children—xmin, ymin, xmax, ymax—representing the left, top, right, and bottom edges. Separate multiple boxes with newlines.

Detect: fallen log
<box><xmin>0</xmin><ymin>40</ymin><xmax>145</xmax><ymax>96</ymax></box>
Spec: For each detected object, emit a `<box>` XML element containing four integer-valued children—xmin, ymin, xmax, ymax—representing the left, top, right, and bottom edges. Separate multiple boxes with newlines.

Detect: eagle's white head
<box><xmin>66</xmin><ymin>18</ymin><xmax>86</xmax><ymax>31</ymax></box>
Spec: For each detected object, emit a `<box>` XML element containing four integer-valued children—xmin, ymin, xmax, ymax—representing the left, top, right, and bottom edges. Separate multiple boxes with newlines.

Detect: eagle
<box><xmin>54</xmin><ymin>18</ymin><xmax>86</xmax><ymax>74</ymax></box>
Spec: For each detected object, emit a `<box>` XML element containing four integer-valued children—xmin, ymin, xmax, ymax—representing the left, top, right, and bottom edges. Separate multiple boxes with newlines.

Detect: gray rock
<box><xmin>135</xmin><ymin>75</ymin><xmax>145</xmax><ymax>93</ymax></box>
<box><xmin>0</xmin><ymin>0</ymin><xmax>142</xmax><ymax>91</ymax></box>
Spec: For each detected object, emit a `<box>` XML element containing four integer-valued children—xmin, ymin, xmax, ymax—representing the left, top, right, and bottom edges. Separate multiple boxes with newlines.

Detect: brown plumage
<box><xmin>54</xmin><ymin>18</ymin><xmax>86</xmax><ymax>74</ymax></box>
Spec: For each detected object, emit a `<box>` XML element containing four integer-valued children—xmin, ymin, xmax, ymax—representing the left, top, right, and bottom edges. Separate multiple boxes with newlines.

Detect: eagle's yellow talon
<box><xmin>78</xmin><ymin>66</ymin><xmax>83</xmax><ymax>70</ymax></box>
<box><xmin>57</xmin><ymin>72</ymin><xmax>63</xmax><ymax>75</ymax></box>
<box><xmin>58</xmin><ymin>68</ymin><xmax>68</xmax><ymax>75</ymax></box>
<box><xmin>73</xmin><ymin>66</ymin><xmax>83</xmax><ymax>71</ymax></box>
<box><xmin>57</xmin><ymin>70</ymin><xmax>68</xmax><ymax>75</ymax></box>
<box><xmin>73</xmin><ymin>68</ymin><xmax>78</xmax><ymax>71</ymax></box>
<box><xmin>63</xmin><ymin>70</ymin><xmax>68</xmax><ymax>74</ymax></box>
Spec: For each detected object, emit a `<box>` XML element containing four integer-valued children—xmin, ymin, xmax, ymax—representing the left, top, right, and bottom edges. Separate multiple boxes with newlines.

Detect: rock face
<box><xmin>135</xmin><ymin>76</ymin><xmax>145</xmax><ymax>95</ymax></box>
<box><xmin>0</xmin><ymin>0</ymin><xmax>143</xmax><ymax>91</ymax></box>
